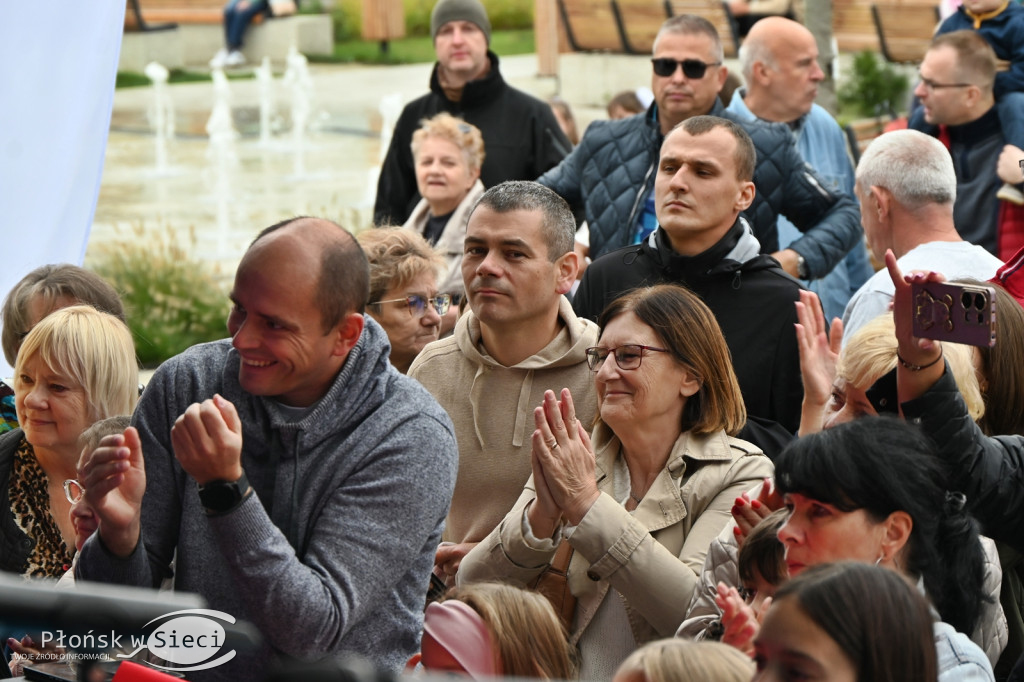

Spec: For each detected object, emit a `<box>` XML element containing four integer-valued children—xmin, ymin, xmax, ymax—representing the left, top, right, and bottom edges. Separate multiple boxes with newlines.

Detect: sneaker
<box><xmin>997</xmin><ymin>182</ymin><xmax>1024</xmax><ymax>205</ymax></box>
<box><xmin>209</xmin><ymin>48</ymin><xmax>229</xmax><ymax>68</ymax></box>
<box><xmin>224</xmin><ymin>50</ymin><xmax>247</xmax><ymax>67</ymax></box>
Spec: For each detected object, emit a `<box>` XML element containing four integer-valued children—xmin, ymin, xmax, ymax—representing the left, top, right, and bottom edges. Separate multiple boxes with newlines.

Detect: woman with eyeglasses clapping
<box><xmin>457</xmin><ymin>283</ymin><xmax>774</xmax><ymax>679</ymax></box>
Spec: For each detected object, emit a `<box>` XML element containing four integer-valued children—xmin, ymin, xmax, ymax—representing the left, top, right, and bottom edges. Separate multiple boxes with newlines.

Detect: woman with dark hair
<box><xmin>1</xmin><ymin>264</ymin><xmax>125</xmax><ymax>434</ymax></box>
<box><xmin>773</xmin><ymin>417</ymin><xmax>994</xmax><ymax>679</ymax></box>
<box><xmin>754</xmin><ymin>562</ymin><xmax>938</xmax><ymax>682</ymax></box>
<box><xmin>458</xmin><ymin>284</ymin><xmax>774</xmax><ymax>678</ymax></box>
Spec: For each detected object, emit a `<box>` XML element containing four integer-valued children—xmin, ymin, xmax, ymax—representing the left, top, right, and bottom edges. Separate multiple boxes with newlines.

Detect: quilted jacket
<box><xmin>539</xmin><ymin>99</ymin><xmax>862</xmax><ymax>277</ymax></box>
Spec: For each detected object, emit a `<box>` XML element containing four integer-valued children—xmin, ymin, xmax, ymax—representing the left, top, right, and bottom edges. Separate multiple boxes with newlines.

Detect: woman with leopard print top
<box><xmin>0</xmin><ymin>305</ymin><xmax>137</xmax><ymax>578</ymax></box>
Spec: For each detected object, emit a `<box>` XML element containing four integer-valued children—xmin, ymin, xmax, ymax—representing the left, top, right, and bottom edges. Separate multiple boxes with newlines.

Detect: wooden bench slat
<box><xmin>872</xmin><ymin>3</ymin><xmax>939</xmax><ymax>63</ymax></box>
<box><xmin>557</xmin><ymin>0</ymin><xmax>627</xmax><ymax>52</ymax></box>
<box><xmin>664</xmin><ymin>0</ymin><xmax>740</xmax><ymax>58</ymax></box>
<box><xmin>613</xmin><ymin>0</ymin><xmax>670</xmax><ymax>54</ymax></box>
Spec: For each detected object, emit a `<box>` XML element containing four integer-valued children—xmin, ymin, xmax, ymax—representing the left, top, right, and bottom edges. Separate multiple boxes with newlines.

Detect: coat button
<box><xmin>586</xmin><ymin>570</ymin><xmax>600</xmax><ymax>581</ymax></box>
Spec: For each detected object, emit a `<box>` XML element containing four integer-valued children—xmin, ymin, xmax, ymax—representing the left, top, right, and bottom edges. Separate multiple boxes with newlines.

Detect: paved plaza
<box><xmin>87</xmin><ymin>56</ymin><xmax>568</xmax><ymax>280</ymax></box>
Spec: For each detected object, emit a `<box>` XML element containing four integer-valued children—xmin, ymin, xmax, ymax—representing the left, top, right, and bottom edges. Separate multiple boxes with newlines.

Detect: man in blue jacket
<box><xmin>77</xmin><ymin>218</ymin><xmax>458</xmax><ymax>680</ymax></box>
<box><xmin>540</xmin><ymin>14</ymin><xmax>860</xmax><ymax>282</ymax></box>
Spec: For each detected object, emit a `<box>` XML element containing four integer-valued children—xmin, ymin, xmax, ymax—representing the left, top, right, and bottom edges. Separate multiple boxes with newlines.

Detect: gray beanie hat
<box><xmin>431</xmin><ymin>0</ymin><xmax>492</xmax><ymax>44</ymax></box>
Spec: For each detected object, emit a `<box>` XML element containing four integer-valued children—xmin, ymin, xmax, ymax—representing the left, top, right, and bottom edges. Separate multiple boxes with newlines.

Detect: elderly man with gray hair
<box><xmin>725</xmin><ymin>16</ymin><xmax>873</xmax><ymax>323</ymax></box>
<box><xmin>840</xmin><ymin>129</ymin><xmax>1004</xmax><ymax>342</ymax></box>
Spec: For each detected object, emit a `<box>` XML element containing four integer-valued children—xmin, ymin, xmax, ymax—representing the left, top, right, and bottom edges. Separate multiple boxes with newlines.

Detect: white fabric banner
<box><xmin>0</xmin><ymin>0</ymin><xmax>125</xmax><ymax>379</ymax></box>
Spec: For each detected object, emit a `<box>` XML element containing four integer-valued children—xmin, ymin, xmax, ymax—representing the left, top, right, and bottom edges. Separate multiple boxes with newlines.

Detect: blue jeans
<box><xmin>224</xmin><ymin>0</ymin><xmax>268</xmax><ymax>50</ymax></box>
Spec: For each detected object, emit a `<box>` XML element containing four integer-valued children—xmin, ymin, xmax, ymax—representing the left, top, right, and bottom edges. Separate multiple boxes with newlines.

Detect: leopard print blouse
<box><xmin>8</xmin><ymin>435</ymin><xmax>73</xmax><ymax>578</ymax></box>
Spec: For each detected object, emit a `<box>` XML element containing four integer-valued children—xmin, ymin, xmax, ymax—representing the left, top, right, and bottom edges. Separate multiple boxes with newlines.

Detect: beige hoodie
<box><xmin>409</xmin><ymin>296</ymin><xmax>599</xmax><ymax>544</ymax></box>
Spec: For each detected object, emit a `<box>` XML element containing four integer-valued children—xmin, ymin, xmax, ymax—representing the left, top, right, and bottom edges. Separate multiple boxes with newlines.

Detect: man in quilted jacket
<box><xmin>540</xmin><ymin>15</ymin><xmax>860</xmax><ymax>282</ymax></box>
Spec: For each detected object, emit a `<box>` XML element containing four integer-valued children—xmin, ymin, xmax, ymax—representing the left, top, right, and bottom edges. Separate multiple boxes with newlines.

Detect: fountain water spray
<box><xmin>144</xmin><ymin>61</ymin><xmax>174</xmax><ymax>174</ymax></box>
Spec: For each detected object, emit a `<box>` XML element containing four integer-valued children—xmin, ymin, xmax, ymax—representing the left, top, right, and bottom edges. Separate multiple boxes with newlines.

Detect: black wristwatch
<box><xmin>198</xmin><ymin>472</ymin><xmax>251</xmax><ymax>515</ymax></box>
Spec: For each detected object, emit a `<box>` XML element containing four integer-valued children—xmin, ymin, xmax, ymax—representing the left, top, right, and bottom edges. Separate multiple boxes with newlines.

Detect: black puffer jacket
<box><xmin>374</xmin><ymin>52</ymin><xmax>571</xmax><ymax>225</ymax></box>
<box><xmin>540</xmin><ymin>99</ymin><xmax>861</xmax><ymax>277</ymax></box>
<box><xmin>902</xmin><ymin>366</ymin><xmax>1024</xmax><ymax>552</ymax></box>
<box><xmin>573</xmin><ymin>220</ymin><xmax>803</xmax><ymax>441</ymax></box>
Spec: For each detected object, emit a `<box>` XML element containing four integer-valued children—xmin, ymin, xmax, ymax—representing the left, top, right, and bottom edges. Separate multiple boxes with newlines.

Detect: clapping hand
<box><xmin>77</xmin><ymin>427</ymin><xmax>145</xmax><ymax>558</ymax></box>
<box><xmin>527</xmin><ymin>389</ymin><xmax>599</xmax><ymax>538</ymax></box>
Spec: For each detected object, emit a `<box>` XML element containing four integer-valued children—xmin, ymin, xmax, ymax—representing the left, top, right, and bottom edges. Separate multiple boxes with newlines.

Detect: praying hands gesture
<box><xmin>527</xmin><ymin>389</ymin><xmax>600</xmax><ymax>541</ymax></box>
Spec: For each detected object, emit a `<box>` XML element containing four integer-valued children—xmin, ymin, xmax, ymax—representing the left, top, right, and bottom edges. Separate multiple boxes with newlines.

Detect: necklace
<box><xmin>630</xmin><ymin>491</ymin><xmax>643</xmax><ymax>504</ymax></box>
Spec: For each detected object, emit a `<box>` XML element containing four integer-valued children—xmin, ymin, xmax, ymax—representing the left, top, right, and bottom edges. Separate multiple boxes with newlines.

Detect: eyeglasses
<box><xmin>585</xmin><ymin>345</ymin><xmax>670</xmax><ymax>372</ymax></box>
<box><xmin>371</xmin><ymin>294</ymin><xmax>451</xmax><ymax>317</ymax></box>
<box><xmin>64</xmin><ymin>479</ymin><xmax>85</xmax><ymax>504</ymax></box>
<box><xmin>917</xmin><ymin>75</ymin><xmax>974</xmax><ymax>92</ymax></box>
<box><xmin>651</xmin><ymin>58</ymin><xmax>721</xmax><ymax>79</ymax></box>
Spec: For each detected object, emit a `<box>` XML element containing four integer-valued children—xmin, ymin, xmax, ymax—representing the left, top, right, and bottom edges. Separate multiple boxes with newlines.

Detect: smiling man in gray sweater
<box><xmin>77</xmin><ymin>218</ymin><xmax>458</xmax><ymax>680</ymax></box>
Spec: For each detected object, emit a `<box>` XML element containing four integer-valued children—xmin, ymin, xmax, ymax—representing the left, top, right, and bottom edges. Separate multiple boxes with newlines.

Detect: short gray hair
<box><xmin>855</xmin><ymin>130</ymin><xmax>956</xmax><ymax>209</ymax></box>
<box><xmin>653</xmin><ymin>15</ymin><xmax>724</xmax><ymax>63</ymax></box>
<box><xmin>737</xmin><ymin>32</ymin><xmax>776</xmax><ymax>82</ymax></box>
<box><xmin>470</xmin><ymin>181</ymin><xmax>575</xmax><ymax>260</ymax></box>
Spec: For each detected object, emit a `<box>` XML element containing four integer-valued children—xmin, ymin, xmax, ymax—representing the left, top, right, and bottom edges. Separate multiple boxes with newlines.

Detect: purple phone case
<box><xmin>911</xmin><ymin>281</ymin><xmax>996</xmax><ymax>348</ymax></box>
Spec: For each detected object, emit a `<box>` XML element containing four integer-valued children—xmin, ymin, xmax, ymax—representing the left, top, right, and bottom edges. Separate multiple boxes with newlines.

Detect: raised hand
<box><xmin>716</xmin><ymin>583</ymin><xmax>765</xmax><ymax>657</ymax></box>
<box><xmin>795</xmin><ymin>289</ymin><xmax>842</xmax><ymax>435</ymax></box>
<box><xmin>77</xmin><ymin>427</ymin><xmax>145</xmax><ymax>558</ymax></box>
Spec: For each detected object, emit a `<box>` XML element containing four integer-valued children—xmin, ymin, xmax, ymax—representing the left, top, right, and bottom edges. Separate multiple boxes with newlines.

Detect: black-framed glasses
<box><xmin>651</xmin><ymin>57</ymin><xmax>720</xmax><ymax>79</ymax></box>
<box><xmin>371</xmin><ymin>294</ymin><xmax>451</xmax><ymax>317</ymax></box>
<box><xmin>64</xmin><ymin>479</ymin><xmax>85</xmax><ymax>504</ymax></box>
<box><xmin>917</xmin><ymin>75</ymin><xmax>974</xmax><ymax>91</ymax></box>
<box><xmin>585</xmin><ymin>345</ymin><xmax>670</xmax><ymax>372</ymax></box>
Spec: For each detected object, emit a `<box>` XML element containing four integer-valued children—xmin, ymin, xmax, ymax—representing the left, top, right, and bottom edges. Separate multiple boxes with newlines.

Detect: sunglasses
<box><xmin>651</xmin><ymin>57</ymin><xmax>721</xmax><ymax>79</ymax></box>
<box><xmin>372</xmin><ymin>294</ymin><xmax>452</xmax><ymax>317</ymax></box>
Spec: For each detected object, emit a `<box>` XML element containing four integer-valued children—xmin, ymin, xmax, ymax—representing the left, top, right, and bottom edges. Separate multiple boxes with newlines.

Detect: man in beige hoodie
<box><xmin>410</xmin><ymin>180</ymin><xmax>600</xmax><ymax>584</ymax></box>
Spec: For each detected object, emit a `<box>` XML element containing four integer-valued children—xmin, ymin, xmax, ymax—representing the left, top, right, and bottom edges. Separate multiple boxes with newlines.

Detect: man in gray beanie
<box><xmin>374</xmin><ymin>0</ymin><xmax>571</xmax><ymax>226</ymax></box>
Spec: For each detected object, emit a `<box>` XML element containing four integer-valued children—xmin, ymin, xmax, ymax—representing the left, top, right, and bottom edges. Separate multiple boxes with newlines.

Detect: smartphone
<box><xmin>911</xmin><ymin>281</ymin><xmax>996</xmax><ymax>347</ymax></box>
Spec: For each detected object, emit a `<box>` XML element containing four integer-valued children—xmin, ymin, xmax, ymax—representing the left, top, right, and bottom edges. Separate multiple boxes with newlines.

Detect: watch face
<box><xmin>200</xmin><ymin>480</ymin><xmax>243</xmax><ymax>512</ymax></box>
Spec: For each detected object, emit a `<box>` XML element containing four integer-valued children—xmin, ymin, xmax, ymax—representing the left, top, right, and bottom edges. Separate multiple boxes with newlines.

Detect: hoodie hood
<box><xmin>641</xmin><ymin>217</ymin><xmax>784</xmax><ymax>284</ymax></box>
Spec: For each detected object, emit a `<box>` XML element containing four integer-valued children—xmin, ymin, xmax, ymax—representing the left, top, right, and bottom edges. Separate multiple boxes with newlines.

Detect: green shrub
<box><xmin>838</xmin><ymin>51</ymin><xmax>910</xmax><ymax>118</ymax></box>
<box><xmin>333</xmin><ymin>0</ymin><xmax>533</xmax><ymax>41</ymax></box>
<box><xmin>90</xmin><ymin>226</ymin><xmax>230</xmax><ymax>367</ymax></box>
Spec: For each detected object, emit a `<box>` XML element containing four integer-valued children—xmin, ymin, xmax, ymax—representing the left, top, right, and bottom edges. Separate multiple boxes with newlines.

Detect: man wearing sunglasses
<box><xmin>410</xmin><ymin>181</ymin><xmax>599</xmax><ymax>587</ymax></box>
<box><xmin>539</xmin><ymin>14</ymin><xmax>860</xmax><ymax>284</ymax></box>
<box><xmin>77</xmin><ymin>217</ymin><xmax>458</xmax><ymax>678</ymax></box>
<box><xmin>726</xmin><ymin>17</ymin><xmax>873</xmax><ymax>324</ymax></box>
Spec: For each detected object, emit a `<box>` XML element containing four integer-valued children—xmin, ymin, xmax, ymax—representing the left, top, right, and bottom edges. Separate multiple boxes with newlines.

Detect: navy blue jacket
<box><xmin>540</xmin><ymin>99</ymin><xmax>861</xmax><ymax>278</ymax></box>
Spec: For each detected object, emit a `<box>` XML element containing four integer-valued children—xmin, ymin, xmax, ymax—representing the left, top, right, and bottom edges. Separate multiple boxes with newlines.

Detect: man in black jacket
<box><xmin>541</xmin><ymin>14</ymin><xmax>860</xmax><ymax>281</ymax></box>
<box><xmin>574</xmin><ymin>116</ymin><xmax>803</xmax><ymax>450</ymax></box>
<box><xmin>373</xmin><ymin>0</ymin><xmax>570</xmax><ymax>225</ymax></box>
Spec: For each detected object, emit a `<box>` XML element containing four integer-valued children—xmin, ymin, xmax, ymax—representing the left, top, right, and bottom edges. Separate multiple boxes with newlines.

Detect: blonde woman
<box><xmin>402</xmin><ymin>113</ymin><xmax>485</xmax><ymax>302</ymax></box>
<box><xmin>0</xmin><ymin>305</ymin><xmax>138</xmax><ymax>577</ymax></box>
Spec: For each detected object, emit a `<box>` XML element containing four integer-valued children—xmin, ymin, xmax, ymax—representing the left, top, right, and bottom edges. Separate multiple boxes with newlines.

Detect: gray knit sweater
<box><xmin>77</xmin><ymin>317</ymin><xmax>458</xmax><ymax>679</ymax></box>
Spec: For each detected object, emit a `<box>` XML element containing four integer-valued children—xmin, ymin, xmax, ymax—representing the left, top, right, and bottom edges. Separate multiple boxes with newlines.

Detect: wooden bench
<box><xmin>557</xmin><ymin>0</ymin><xmax>629</xmax><ymax>52</ymax></box>
<box><xmin>844</xmin><ymin>115</ymin><xmax>898</xmax><ymax>164</ymax></box>
<box><xmin>833</xmin><ymin>0</ymin><xmax>938</xmax><ymax>55</ymax></box>
<box><xmin>125</xmin><ymin>0</ymin><xmax>268</xmax><ymax>29</ymax></box>
<box><xmin>664</xmin><ymin>0</ymin><xmax>741</xmax><ymax>58</ymax></box>
<box><xmin>871</xmin><ymin>3</ymin><xmax>939</xmax><ymax>64</ymax></box>
<box><xmin>125</xmin><ymin>0</ymin><xmax>177</xmax><ymax>31</ymax></box>
<box><xmin>613</xmin><ymin>0</ymin><xmax>671</xmax><ymax>54</ymax></box>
